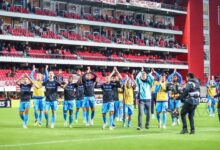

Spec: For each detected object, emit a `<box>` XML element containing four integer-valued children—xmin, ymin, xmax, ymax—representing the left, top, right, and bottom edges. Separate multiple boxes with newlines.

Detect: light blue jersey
<box><xmin>136</xmin><ymin>72</ymin><xmax>154</xmax><ymax>100</ymax></box>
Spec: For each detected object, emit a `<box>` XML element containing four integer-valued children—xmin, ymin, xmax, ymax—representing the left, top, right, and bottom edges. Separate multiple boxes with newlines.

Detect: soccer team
<box><xmin>15</xmin><ymin>64</ymin><xmax>219</xmax><ymax>132</ymax></box>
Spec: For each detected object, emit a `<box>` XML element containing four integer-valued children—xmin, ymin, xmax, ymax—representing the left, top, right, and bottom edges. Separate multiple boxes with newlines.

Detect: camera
<box><xmin>167</xmin><ymin>82</ymin><xmax>183</xmax><ymax>94</ymax></box>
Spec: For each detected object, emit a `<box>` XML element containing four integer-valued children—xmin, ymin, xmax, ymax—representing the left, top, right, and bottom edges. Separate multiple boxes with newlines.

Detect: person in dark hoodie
<box><xmin>82</xmin><ymin>67</ymin><xmax>97</xmax><ymax>126</ymax></box>
<box><xmin>178</xmin><ymin>73</ymin><xmax>200</xmax><ymax>134</ymax></box>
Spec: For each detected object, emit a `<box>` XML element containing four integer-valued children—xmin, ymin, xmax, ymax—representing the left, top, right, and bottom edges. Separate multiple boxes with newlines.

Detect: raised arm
<box><xmin>130</xmin><ymin>74</ymin><xmax>137</xmax><ymax>89</ymax></box>
<box><xmin>135</xmin><ymin>67</ymin><xmax>144</xmax><ymax>84</ymax></box>
<box><xmin>168</xmin><ymin>69</ymin><xmax>182</xmax><ymax>84</ymax></box>
<box><xmin>147</xmin><ymin>72</ymin><xmax>154</xmax><ymax>87</ymax></box>
<box><xmin>43</xmin><ymin>65</ymin><xmax>49</xmax><ymax>82</ymax></box>
<box><xmin>206</xmin><ymin>79</ymin><xmax>210</xmax><ymax>88</ymax></box>
<box><xmin>16</xmin><ymin>76</ymin><xmax>24</xmax><ymax>86</ymax></box>
<box><xmin>24</xmin><ymin>73</ymin><xmax>36</xmax><ymax>87</ymax></box>
<box><xmin>30</xmin><ymin>65</ymin><xmax>36</xmax><ymax>80</ymax></box>
<box><xmin>167</xmin><ymin>72</ymin><xmax>175</xmax><ymax>82</ymax></box>
<box><xmin>109</xmin><ymin>67</ymin><xmax>116</xmax><ymax>78</ymax></box>
<box><xmin>175</xmin><ymin>71</ymin><xmax>183</xmax><ymax>84</ymax></box>
<box><xmin>152</xmin><ymin>68</ymin><xmax>161</xmax><ymax>81</ymax></box>
<box><xmin>114</xmin><ymin>67</ymin><xmax>122</xmax><ymax>80</ymax></box>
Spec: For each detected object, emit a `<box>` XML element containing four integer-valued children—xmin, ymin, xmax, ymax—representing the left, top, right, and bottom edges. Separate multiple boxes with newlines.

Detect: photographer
<box><xmin>167</xmin><ymin>69</ymin><xmax>183</xmax><ymax>126</ymax></box>
<box><xmin>178</xmin><ymin>73</ymin><xmax>200</xmax><ymax>134</ymax></box>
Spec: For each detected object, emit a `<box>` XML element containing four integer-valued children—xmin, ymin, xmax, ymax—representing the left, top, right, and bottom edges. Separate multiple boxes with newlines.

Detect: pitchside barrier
<box><xmin>0</xmin><ymin>97</ymin><xmax>210</xmax><ymax>108</ymax></box>
<box><xmin>0</xmin><ymin>99</ymin><xmax>11</xmax><ymax>108</ymax></box>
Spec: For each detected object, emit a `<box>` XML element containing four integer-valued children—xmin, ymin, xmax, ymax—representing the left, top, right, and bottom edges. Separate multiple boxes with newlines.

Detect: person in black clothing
<box><xmin>61</xmin><ymin>75</ymin><xmax>75</xmax><ymax>128</ymax></box>
<box><xmin>214</xmin><ymin>84</ymin><xmax>220</xmax><ymax>123</ymax></box>
<box><xmin>178</xmin><ymin>73</ymin><xmax>200</xmax><ymax>134</ymax></box>
<box><xmin>82</xmin><ymin>67</ymin><xmax>97</xmax><ymax>126</ymax></box>
<box><xmin>96</xmin><ymin>69</ymin><xmax>120</xmax><ymax>130</ymax></box>
<box><xmin>16</xmin><ymin>73</ymin><xmax>35</xmax><ymax>128</ymax></box>
<box><xmin>43</xmin><ymin>71</ymin><xmax>61</xmax><ymax>128</ymax></box>
<box><xmin>110</xmin><ymin>67</ymin><xmax>123</xmax><ymax>123</ymax></box>
<box><xmin>74</xmin><ymin>76</ymin><xmax>85</xmax><ymax>123</ymax></box>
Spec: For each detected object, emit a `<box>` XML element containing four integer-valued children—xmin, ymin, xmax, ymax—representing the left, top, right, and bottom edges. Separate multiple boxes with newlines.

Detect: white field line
<box><xmin>0</xmin><ymin>128</ymin><xmax>219</xmax><ymax>148</ymax></box>
<box><xmin>0</xmin><ymin>134</ymin><xmax>146</xmax><ymax>148</ymax></box>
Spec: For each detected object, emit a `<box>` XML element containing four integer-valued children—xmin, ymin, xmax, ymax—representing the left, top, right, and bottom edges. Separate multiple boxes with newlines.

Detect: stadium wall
<box><xmin>209</xmin><ymin>0</ymin><xmax>220</xmax><ymax>76</ymax></box>
<box><xmin>175</xmin><ymin>0</ymin><xmax>204</xmax><ymax>81</ymax></box>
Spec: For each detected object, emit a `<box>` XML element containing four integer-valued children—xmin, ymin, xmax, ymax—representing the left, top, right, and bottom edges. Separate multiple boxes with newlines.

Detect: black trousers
<box><xmin>218</xmin><ymin>99</ymin><xmax>220</xmax><ymax>113</ymax></box>
<box><xmin>181</xmin><ymin>102</ymin><xmax>197</xmax><ymax>131</ymax></box>
<box><xmin>217</xmin><ymin>99</ymin><xmax>220</xmax><ymax>122</ymax></box>
<box><xmin>151</xmin><ymin>93</ymin><xmax>156</xmax><ymax>114</ymax></box>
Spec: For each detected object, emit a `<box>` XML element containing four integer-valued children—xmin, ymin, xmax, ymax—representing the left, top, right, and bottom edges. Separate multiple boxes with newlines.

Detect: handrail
<box><xmin>0</xmin><ymin>51</ymin><xmax>188</xmax><ymax>65</ymax></box>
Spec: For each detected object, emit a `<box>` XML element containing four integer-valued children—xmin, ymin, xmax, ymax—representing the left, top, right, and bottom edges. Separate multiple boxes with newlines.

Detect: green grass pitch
<box><xmin>0</xmin><ymin>104</ymin><xmax>220</xmax><ymax>150</ymax></box>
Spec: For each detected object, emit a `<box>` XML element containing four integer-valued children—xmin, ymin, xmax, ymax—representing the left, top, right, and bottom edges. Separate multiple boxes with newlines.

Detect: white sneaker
<box><xmin>69</xmin><ymin>124</ymin><xmax>72</xmax><ymax>128</ymax></box>
<box><xmin>119</xmin><ymin>118</ymin><xmax>123</xmax><ymax>122</ymax></box>
<box><xmin>210</xmin><ymin>114</ymin><xmax>215</xmax><ymax>117</ymax></box>
<box><xmin>90</xmin><ymin>120</ymin><xmax>94</xmax><ymax>125</ymax></box>
<box><xmin>64</xmin><ymin>121</ymin><xmax>67</xmax><ymax>127</ymax></box>
<box><xmin>109</xmin><ymin>126</ymin><xmax>114</xmax><ymax>130</ymax></box>
<box><xmin>51</xmin><ymin>124</ymin><xmax>55</xmax><ymax>128</ymax></box>
<box><xmin>23</xmin><ymin>124</ymin><xmax>27</xmax><ymax>128</ymax></box>
<box><xmin>123</xmin><ymin>123</ymin><xmax>126</xmax><ymax>128</ymax></box>
<box><xmin>172</xmin><ymin>122</ymin><xmax>176</xmax><ymax>126</ymax></box>
<box><xmin>158</xmin><ymin>121</ymin><xmax>162</xmax><ymax>128</ymax></box>
<box><xmin>177</xmin><ymin>119</ymin><xmax>181</xmax><ymax>125</ymax></box>
<box><xmin>102</xmin><ymin>124</ymin><xmax>107</xmax><ymax>129</ymax></box>
<box><xmin>162</xmin><ymin>125</ymin><xmax>166</xmax><ymax>129</ymax></box>
<box><xmin>116</xmin><ymin>117</ymin><xmax>119</xmax><ymax>121</ymax></box>
<box><xmin>151</xmin><ymin>114</ymin><xmax>155</xmax><ymax>119</ymax></box>
<box><xmin>86</xmin><ymin>123</ymin><xmax>90</xmax><ymax>126</ymax></box>
<box><xmin>83</xmin><ymin>120</ymin><xmax>86</xmax><ymax>124</ymax></box>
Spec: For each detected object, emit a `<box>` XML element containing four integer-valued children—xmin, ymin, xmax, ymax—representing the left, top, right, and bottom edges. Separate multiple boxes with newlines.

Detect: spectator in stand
<box><xmin>5</xmin><ymin>0</ymin><xmax>10</xmax><ymax>11</ymax></box>
<box><xmin>27</xmin><ymin>2</ymin><xmax>31</xmax><ymax>13</ymax></box>
<box><xmin>32</xmin><ymin>5</ymin><xmax>35</xmax><ymax>13</ymax></box>
<box><xmin>0</xmin><ymin>0</ymin><xmax>3</xmax><ymax>9</ymax></box>
<box><xmin>0</xmin><ymin>41</ymin><xmax>2</xmax><ymax>52</ymax></box>
<box><xmin>7</xmin><ymin>69</ymin><xmax>15</xmax><ymax>77</ymax></box>
<box><xmin>0</xmin><ymin>18</ymin><xmax>3</xmax><ymax>34</ymax></box>
<box><xmin>7</xmin><ymin>43</ymin><xmax>11</xmax><ymax>52</ymax></box>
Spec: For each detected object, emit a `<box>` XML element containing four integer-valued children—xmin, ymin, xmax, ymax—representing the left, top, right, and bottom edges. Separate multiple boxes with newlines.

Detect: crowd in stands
<box><xmin>0</xmin><ymin>41</ymin><xmax>187</xmax><ymax>65</ymax></box>
<box><xmin>0</xmin><ymin>1</ymin><xmax>181</xmax><ymax>31</ymax></box>
<box><xmin>0</xmin><ymin>25</ymin><xmax>185</xmax><ymax>49</ymax></box>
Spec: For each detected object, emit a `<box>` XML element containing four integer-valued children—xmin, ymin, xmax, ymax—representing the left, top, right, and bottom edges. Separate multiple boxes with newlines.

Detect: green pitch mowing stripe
<box><xmin>0</xmin><ymin>104</ymin><xmax>219</xmax><ymax>150</ymax></box>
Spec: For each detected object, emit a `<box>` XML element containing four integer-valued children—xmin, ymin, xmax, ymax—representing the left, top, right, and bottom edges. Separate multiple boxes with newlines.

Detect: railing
<box><xmin>86</xmin><ymin>0</ymin><xmax>187</xmax><ymax>12</ymax></box>
<box><xmin>0</xmin><ymin>51</ymin><xmax>188</xmax><ymax>65</ymax></box>
<box><xmin>161</xmin><ymin>3</ymin><xmax>187</xmax><ymax>11</ymax></box>
<box><xmin>2</xmin><ymin>30</ymin><xmax>186</xmax><ymax>50</ymax></box>
<box><xmin>0</xmin><ymin>4</ymin><xmax>184</xmax><ymax>33</ymax></box>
